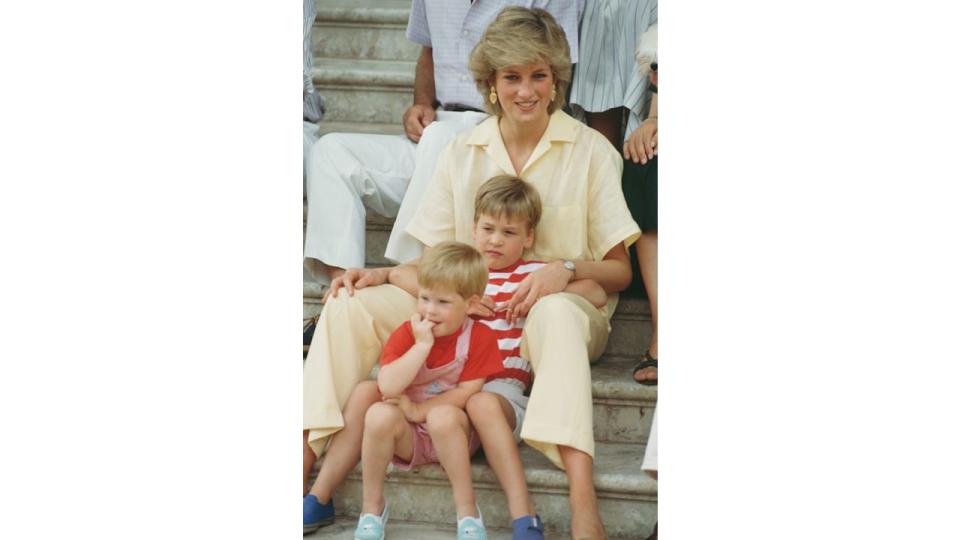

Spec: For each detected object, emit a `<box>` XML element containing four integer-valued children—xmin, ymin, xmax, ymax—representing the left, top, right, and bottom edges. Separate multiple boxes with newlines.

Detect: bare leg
<box><xmin>560</xmin><ymin>445</ymin><xmax>605</xmax><ymax>540</ymax></box>
<box><xmin>307</xmin><ymin>381</ymin><xmax>382</xmax><ymax>502</ymax></box>
<box><xmin>466</xmin><ymin>392</ymin><xmax>534</xmax><ymax>519</ymax></box>
<box><xmin>427</xmin><ymin>405</ymin><xmax>479</xmax><ymax>519</ymax></box>
<box><xmin>585</xmin><ymin>108</ymin><xmax>625</xmax><ymax>149</ymax></box>
<box><xmin>634</xmin><ymin>231</ymin><xmax>658</xmax><ymax>382</ymax></box>
<box><xmin>360</xmin><ymin>402</ymin><xmax>414</xmax><ymax>515</ymax></box>
<box><xmin>303</xmin><ymin>430</ymin><xmax>316</xmax><ymax>496</ymax></box>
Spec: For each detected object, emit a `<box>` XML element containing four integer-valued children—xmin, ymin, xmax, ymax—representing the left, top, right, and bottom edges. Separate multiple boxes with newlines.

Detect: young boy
<box><xmin>387</xmin><ymin>175</ymin><xmax>607</xmax><ymax>540</ymax></box>
<box><xmin>352</xmin><ymin>241</ymin><xmax>504</xmax><ymax>540</ymax></box>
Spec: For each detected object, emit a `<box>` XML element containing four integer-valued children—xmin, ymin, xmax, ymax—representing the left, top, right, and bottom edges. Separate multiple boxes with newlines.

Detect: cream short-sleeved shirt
<box><xmin>407</xmin><ymin>110</ymin><xmax>641</xmax><ymax>266</ymax></box>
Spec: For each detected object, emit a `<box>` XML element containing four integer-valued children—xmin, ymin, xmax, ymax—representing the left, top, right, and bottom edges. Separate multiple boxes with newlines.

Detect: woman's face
<box><xmin>493</xmin><ymin>60</ymin><xmax>554</xmax><ymax>127</ymax></box>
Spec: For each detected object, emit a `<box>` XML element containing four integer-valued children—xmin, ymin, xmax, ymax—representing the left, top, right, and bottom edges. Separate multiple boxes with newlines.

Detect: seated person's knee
<box><xmin>466</xmin><ymin>392</ymin><xmax>501</xmax><ymax>424</ymax></box>
<box><xmin>364</xmin><ymin>402</ymin><xmax>402</xmax><ymax>433</ymax></box>
<box><xmin>425</xmin><ymin>405</ymin><xmax>465</xmax><ymax>435</ymax></box>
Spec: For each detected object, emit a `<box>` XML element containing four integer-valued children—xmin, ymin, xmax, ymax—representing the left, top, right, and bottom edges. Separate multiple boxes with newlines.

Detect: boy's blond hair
<box><xmin>474</xmin><ymin>174</ymin><xmax>542</xmax><ymax>231</ymax></box>
<box><xmin>418</xmin><ymin>241</ymin><xmax>488</xmax><ymax>299</ymax></box>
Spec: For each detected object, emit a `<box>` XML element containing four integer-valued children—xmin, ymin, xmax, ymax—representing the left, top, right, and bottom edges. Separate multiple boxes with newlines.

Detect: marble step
<box><xmin>312</xmin><ymin>0</ymin><xmax>419</xmax><ymax>62</ymax></box>
<box><xmin>316</xmin><ymin>441</ymin><xmax>657</xmax><ymax>540</ymax></box>
<box><xmin>315</xmin><ymin>120</ymin><xmax>406</xmax><ymax>138</ymax></box>
<box><xmin>311</xmin><ymin>58</ymin><xmax>414</xmax><ymax>125</ymax></box>
<box><xmin>305</xmin><ymin>518</ymin><xmax>515</xmax><ymax>539</ymax></box>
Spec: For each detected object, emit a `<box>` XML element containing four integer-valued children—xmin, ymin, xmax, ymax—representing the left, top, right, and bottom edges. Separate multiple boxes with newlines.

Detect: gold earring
<box><xmin>489</xmin><ymin>88</ymin><xmax>498</xmax><ymax>105</ymax></box>
<box><xmin>550</xmin><ymin>87</ymin><xmax>557</xmax><ymax>102</ymax></box>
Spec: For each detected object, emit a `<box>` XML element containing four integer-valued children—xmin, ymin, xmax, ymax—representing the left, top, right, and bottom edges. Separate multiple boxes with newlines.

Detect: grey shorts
<box><xmin>481</xmin><ymin>379</ymin><xmax>529</xmax><ymax>443</ymax></box>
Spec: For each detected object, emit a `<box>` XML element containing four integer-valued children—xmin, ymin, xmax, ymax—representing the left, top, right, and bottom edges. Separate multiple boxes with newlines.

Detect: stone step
<box><xmin>306</xmin><ymin>517</ymin><xmax>515</xmax><ymax>539</ymax></box>
<box><xmin>312</xmin><ymin>0</ymin><xmax>419</xmax><ymax>62</ymax></box>
<box><xmin>315</xmin><ymin>120</ymin><xmax>405</xmax><ymax>138</ymax></box>
<box><xmin>311</xmin><ymin>58</ymin><xmax>414</xmax><ymax>125</ymax></box>
<box><xmin>317</xmin><ymin>441</ymin><xmax>656</xmax><ymax>540</ymax></box>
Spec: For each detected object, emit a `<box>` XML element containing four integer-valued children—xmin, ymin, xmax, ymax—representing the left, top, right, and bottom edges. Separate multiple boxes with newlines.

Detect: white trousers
<box><xmin>303</xmin><ymin>111</ymin><xmax>486</xmax><ymax>283</ymax></box>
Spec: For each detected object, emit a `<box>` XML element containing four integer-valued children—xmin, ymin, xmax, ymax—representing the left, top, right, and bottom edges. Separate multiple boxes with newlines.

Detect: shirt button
<box><xmin>463</xmin><ymin>30</ymin><xmax>469</xmax><ymax>37</ymax></box>
<box><xmin>461</xmin><ymin>75</ymin><xmax>467</xmax><ymax>81</ymax></box>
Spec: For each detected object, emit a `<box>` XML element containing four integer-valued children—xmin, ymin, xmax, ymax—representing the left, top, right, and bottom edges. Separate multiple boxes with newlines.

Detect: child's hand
<box><xmin>467</xmin><ymin>295</ymin><xmax>496</xmax><ymax>318</ymax></box>
<box><xmin>383</xmin><ymin>394</ymin><xmax>423</xmax><ymax>423</ymax></box>
<box><xmin>410</xmin><ymin>313</ymin><xmax>436</xmax><ymax>345</ymax></box>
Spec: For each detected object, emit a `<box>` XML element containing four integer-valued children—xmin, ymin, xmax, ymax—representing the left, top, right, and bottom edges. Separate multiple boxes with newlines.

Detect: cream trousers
<box><xmin>303</xmin><ymin>285</ymin><xmax>610</xmax><ymax>470</ymax></box>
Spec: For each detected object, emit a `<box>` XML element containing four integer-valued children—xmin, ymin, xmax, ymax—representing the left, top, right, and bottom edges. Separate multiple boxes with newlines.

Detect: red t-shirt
<box><xmin>380</xmin><ymin>320</ymin><xmax>504</xmax><ymax>383</ymax></box>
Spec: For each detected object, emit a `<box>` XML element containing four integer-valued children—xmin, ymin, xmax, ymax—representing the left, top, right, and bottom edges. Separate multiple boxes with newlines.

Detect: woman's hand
<box><xmin>410</xmin><ymin>313</ymin><xmax>436</xmax><ymax>346</ymax></box>
<box><xmin>325</xmin><ymin>267</ymin><xmax>392</xmax><ymax>301</ymax></box>
<box><xmin>505</xmin><ymin>260</ymin><xmax>575</xmax><ymax>324</ymax></box>
<box><xmin>467</xmin><ymin>295</ymin><xmax>496</xmax><ymax>318</ymax></box>
<box><xmin>383</xmin><ymin>394</ymin><xmax>424</xmax><ymax>423</ymax></box>
<box><xmin>624</xmin><ymin>117</ymin><xmax>657</xmax><ymax>165</ymax></box>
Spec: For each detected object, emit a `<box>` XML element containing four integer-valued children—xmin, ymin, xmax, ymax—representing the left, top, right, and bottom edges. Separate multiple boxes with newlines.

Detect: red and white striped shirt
<box><xmin>473</xmin><ymin>259</ymin><xmax>546</xmax><ymax>392</ymax></box>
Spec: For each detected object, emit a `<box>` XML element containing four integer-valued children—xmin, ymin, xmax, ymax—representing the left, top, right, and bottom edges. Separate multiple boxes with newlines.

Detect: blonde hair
<box><xmin>474</xmin><ymin>174</ymin><xmax>542</xmax><ymax>231</ymax></box>
<box><xmin>468</xmin><ymin>7</ymin><xmax>572</xmax><ymax>116</ymax></box>
<box><xmin>417</xmin><ymin>241</ymin><xmax>488</xmax><ymax>299</ymax></box>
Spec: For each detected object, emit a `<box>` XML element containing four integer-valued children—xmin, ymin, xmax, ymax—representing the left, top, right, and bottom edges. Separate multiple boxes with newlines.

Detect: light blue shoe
<box><xmin>457</xmin><ymin>507</ymin><xmax>488</xmax><ymax>540</ymax></box>
<box><xmin>353</xmin><ymin>503</ymin><xmax>389</xmax><ymax>540</ymax></box>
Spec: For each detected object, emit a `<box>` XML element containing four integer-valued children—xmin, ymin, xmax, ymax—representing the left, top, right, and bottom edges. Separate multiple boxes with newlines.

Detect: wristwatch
<box><xmin>561</xmin><ymin>259</ymin><xmax>576</xmax><ymax>278</ymax></box>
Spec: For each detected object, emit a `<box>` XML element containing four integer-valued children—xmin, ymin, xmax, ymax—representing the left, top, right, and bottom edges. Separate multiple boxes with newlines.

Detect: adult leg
<box><xmin>466</xmin><ymin>392</ymin><xmax>534</xmax><ymax>519</ymax></box>
<box><xmin>634</xmin><ymin>231</ymin><xmax>658</xmax><ymax>382</ymax></box>
<box><xmin>303</xmin><ymin>132</ymin><xmax>416</xmax><ymax>284</ymax></box>
<box><xmin>384</xmin><ymin>111</ymin><xmax>487</xmax><ymax>263</ymax></box>
<box><xmin>560</xmin><ymin>446</ymin><xmax>605</xmax><ymax>540</ymax></box>
<box><xmin>303</xmin><ymin>284</ymin><xmax>417</xmax><ymax>457</ymax></box>
<box><xmin>360</xmin><ymin>402</ymin><xmax>415</xmax><ymax>516</ymax></box>
<box><xmin>306</xmin><ymin>380</ymin><xmax>382</xmax><ymax>500</ymax></box>
<box><xmin>519</xmin><ymin>293</ymin><xmax>610</xmax><ymax>539</ymax></box>
<box><xmin>426</xmin><ymin>405</ymin><xmax>480</xmax><ymax>519</ymax></box>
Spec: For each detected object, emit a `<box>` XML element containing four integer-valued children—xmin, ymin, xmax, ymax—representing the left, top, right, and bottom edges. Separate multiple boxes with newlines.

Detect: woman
<box><xmin>304</xmin><ymin>8</ymin><xmax>640</xmax><ymax>539</ymax></box>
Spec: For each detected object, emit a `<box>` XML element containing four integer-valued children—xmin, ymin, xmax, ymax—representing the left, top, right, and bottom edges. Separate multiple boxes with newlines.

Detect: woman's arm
<box><xmin>387</xmin><ymin>262</ymin><xmax>421</xmax><ymax>297</ymax></box>
<box><xmin>563</xmin><ymin>278</ymin><xmax>608</xmax><ymax>308</ymax></box>
<box><xmin>506</xmin><ymin>243</ymin><xmax>632</xmax><ymax>321</ymax></box>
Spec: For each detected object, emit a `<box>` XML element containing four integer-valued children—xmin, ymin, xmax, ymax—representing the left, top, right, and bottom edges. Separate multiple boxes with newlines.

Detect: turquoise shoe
<box><xmin>457</xmin><ymin>507</ymin><xmax>487</xmax><ymax>540</ymax></box>
<box><xmin>353</xmin><ymin>503</ymin><xmax>389</xmax><ymax>540</ymax></box>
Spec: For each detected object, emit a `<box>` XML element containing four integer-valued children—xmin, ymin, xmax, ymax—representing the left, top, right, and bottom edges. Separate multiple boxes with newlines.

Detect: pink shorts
<box><xmin>391</xmin><ymin>421</ymin><xmax>483</xmax><ymax>471</ymax></box>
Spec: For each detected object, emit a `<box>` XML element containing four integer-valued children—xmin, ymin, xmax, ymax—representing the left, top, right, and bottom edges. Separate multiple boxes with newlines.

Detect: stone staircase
<box><xmin>305</xmin><ymin>2</ymin><xmax>657</xmax><ymax>538</ymax></box>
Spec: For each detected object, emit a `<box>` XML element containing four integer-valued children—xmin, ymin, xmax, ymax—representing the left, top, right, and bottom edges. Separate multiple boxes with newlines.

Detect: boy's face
<box><xmin>417</xmin><ymin>286</ymin><xmax>473</xmax><ymax>337</ymax></box>
<box><xmin>472</xmin><ymin>213</ymin><xmax>535</xmax><ymax>270</ymax></box>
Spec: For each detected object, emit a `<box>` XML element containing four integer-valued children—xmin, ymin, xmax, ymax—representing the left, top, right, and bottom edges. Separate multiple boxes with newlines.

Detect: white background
<box><xmin>1</xmin><ymin>1</ymin><xmax>959</xmax><ymax>538</ymax></box>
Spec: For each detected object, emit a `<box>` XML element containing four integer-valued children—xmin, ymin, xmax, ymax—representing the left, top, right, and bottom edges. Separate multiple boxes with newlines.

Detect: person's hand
<box><xmin>410</xmin><ymin>313</ymin><xmax>436</xmax><ymax>346</ymax></box>
<box><xmin>506</xmin><ymin>261</ymin><xmax>575</xmax><ymax>324</ymax></box>
<box><xmin>624</xmin><ymin>117</ymin><xmax>657</xmax><ymax>164</ymax></box>
<box><xmin>467</xmin><ymin>295</ymin><xmax>496</xmax><ymax>318</ymax></box>
<box><xmin>325</xmin><ymin>267</ymin><xmax>391</xmax><ymax>301</ymax></box>
<box><xmin>402</xmin><ymin>104</ymin><xmax>437</xmax><ymax>143</ymax></box>
<box><xmin>383</xmin><ymin>394</ymin><xmax>423</xmax><ymax>423</ymax></box>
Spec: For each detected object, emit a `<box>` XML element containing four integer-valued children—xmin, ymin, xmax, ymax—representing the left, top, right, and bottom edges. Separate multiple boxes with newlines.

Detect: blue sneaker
<box><xmin>457</xmin><ymin>508</ymin><xmax>488</xmax><ymax>540</ymax></box>
<box><xmin>354</xmin><ymin>503</ymin><xmax>389</xmax><ymax>540</ymax></box>
<box><xmin>511</xmin><ymin>514</ymin><xmax>545</xmax><ymax>540</ymax></box>
<box><xmin>303</xmin><ymin>494</ymin><xmax>334</xmax><ymax>534</ymax></box>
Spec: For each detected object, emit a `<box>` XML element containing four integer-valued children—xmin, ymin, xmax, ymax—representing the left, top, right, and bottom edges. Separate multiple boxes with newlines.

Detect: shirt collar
<box><xmin>465</xmin><ymin>110</ymin><xmax>579</xmax><ymax>147</ymax></box>
<box><xmin>466</xmin><ymin>110</ymin><xmax>579</xmax><ymax>175</ymax></box>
